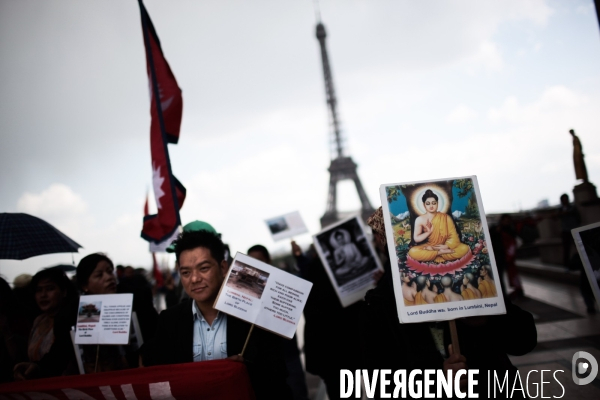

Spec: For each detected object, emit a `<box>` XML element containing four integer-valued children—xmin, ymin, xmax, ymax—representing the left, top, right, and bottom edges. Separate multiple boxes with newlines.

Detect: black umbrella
<box><xmin>0</xmin><ymin>213</ymin><xmax>82</xmax><ymax>260</ymax></box>
<box><xmin>48</xmin><ymin>264</ymin><xmax>77</xmax><ymax>273</ymax></box>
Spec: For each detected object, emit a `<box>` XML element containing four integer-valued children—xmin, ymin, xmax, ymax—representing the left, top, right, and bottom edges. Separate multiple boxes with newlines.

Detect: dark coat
<box><xmin>359</xmin><ymin>271</ymin><xmax>537</xmax><ymax>399</ymax></box>
<box><xmin>141</xmin><ymin>299</ymin><xmax>292</xmax><ymax>400</ymax></box>
<box><xmin>302</xmin><ymin>256</ymin><xmax>363</xmax><ymax>377</ymax></box>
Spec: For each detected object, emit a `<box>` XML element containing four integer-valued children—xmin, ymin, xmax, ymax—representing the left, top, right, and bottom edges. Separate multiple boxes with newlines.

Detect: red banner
<box><xmin>138</xmin><ymin>0</ymin><xmax>186</xmax><ymax>245</ymax></box>
<box><xmin>0</xmin><ymin>360</ymin><xmax>255</xmax><ymax>400</ymax></box>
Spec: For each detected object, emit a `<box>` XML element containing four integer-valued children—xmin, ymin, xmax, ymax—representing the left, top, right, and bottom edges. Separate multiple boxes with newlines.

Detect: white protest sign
<box><xmin>573</xmin><ymin>221</ymin><xmax>600</xmax><ymax>309</ymax></box>
<box><xmin>380</xmin><ymin>176</ymin><xmax>506</xmax><ymax>323</ymax></box>
<box><xmin>75</xmin><ymin>293</ymin><xmax>133</xmax><ymax>345</ymax></box>
<box><xmin>214</xmin><ymin>252</ymin><xmax>312</xmax><ymax>339</ymax></box>
<box><xmin>313</xmin><ymin>216</ymin><xmax>384</xmax><ymax>307</ymax></box>
<box><xmin>265</xmin><ymin>211</ymin><xmax>309</xmax><ymax>242</ymax></box>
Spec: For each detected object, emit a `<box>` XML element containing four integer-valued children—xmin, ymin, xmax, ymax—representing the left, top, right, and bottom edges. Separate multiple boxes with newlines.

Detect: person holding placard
<box><xmin>360</xmin><ymin>207</ymin><xmax>537</xmax><ymax>398</ymax></box>
<box><xmin>76</xmin><ymin>253</ymin><xmax>157</xmax><ymax>372</ymax></box>
<box><xmin>247</xmin><ymin>244</ymin><xmax>309</xmax><ymax>400</ymax></box>
<box><xmin>141</xmin><ymin>230</ymin><xmax>292</xmax><ymax>400</ymax></box>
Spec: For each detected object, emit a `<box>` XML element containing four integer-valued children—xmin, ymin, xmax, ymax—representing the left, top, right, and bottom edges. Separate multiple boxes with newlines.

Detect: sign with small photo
<box><xmin>265</xmin><ymin>211</ymin><xmax>309</xmax><ymax>242</ymax></box>
<box><xmin>380</xmin><ymin>176</ymin><xmax>506</xmax><ymax>323</ymax></box>
<box><xmin>313</xmin><ymin>216</ymin><xmax>384</xmax><ymax>307</ymax></box>
<box><xmin>74</xmin><ymin>293</ymin><xmax>133</xmax><ymax>345</ymax></box>
<box><xmin>214</xmin><ymin>252</ymin><xmax>312</xmax><ymax>339</ymax></box>
<box><xmin>572</xmin><ymin>221</ymin><xmax>600</xmax><ymax>309</ymax></box>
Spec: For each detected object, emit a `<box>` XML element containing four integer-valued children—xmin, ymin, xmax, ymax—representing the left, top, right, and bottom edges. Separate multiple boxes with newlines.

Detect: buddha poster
<box><xmin>379</xmin><ymin>176</ymin><xmax>506</xmax><ymax>323</ymax></box>
<box><xmin>313</xmin><ymin>216</ymin><xmax>384</xmax><ymax>307</ymax></box>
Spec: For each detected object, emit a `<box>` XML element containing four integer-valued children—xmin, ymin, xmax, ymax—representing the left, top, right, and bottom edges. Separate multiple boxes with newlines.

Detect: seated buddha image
<box><xmin>407</xmin><ymin>189</ymin><xmax>472</xmax><ymax>265</ymax></box>
<box><xmin>330</xmin><ymin>229</ymin><xmax>370</xmax><ymax>277</ymax></box>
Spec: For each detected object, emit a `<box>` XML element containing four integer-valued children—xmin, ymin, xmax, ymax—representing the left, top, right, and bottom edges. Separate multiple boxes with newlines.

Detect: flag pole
<box><xmin>239</xmin><ymin>324</ymin><xmax>255</xmax><ymax>358</ymax></box>
<box><xmin>449</xmin><ymin>319</ymin><xmax>461</xmax><ymax>356</ymax></box>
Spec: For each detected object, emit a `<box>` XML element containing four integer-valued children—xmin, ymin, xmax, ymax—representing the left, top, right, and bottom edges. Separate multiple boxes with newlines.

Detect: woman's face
<box><xmin>424</xmin><ymin>197</ymin><xmax>438</xmax><ymax>213</ymax></box>
<box><xmin>84</xmin><ymin>260</ymin><xmax>117</xmax><ymax>294</ymax></box>
<box><xmin>35</xmin><ymin>278</ymin><xmax>65</xmax><ymax>313</ymax></box>
<box><xmin>463</xmin><ymin>276</ymin><xmax>469</xmax><ymax>285</ymax></box>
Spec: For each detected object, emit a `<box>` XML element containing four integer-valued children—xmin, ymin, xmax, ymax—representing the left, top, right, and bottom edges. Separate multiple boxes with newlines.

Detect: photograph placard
<box><xmin>265</xmin><ymin>211</ymin><xmax>309</xmax><ymax>242</ymax></box>
<box><xmin>74</xmin><ymin>293</ymin><xmax>133</xmax><ymax>345</ymax></box>
<box><xmin>214</xmin><ymin>252</ymin><xmax>312</xmax><ymax>339</ymax></box>
<box><xmin>380</xmin><ymin>176</ymin><xmax>506</xmax><ymax>323</ymax></box>
<box><xmin>572</xmin><ymin>222</ymin><xmax>600</xmax><ymax>309</ymax></box>
<box><xmin>313</xmin><ymin>216</ymin><xmax>384</xmax><ymax>307</ymax></box>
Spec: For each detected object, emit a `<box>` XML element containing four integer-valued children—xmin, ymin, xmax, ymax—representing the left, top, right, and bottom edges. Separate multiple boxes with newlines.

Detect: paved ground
<box><xmin>297</xmin><ymin>263</ymin><xmax>600</xmax><ymax>399</ymax></box>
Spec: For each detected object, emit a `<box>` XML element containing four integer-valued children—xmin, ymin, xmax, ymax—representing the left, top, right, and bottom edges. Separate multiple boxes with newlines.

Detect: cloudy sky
<box><xmin>1</xmin><ymin>0</ymin><xmax>599</xmax><ymax>283</ymax></box>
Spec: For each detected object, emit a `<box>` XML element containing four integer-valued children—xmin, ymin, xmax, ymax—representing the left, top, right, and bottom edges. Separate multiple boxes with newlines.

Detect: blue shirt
<box><xmin>192</xmin><ymin>301</ymin><xmax>228</xmax><ymax>362</ymax></box>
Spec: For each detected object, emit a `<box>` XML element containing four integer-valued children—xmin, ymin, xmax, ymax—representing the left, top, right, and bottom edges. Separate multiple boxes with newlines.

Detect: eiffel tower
<box><xmin>316</xmin><ymin>21</ymin><xmax>374</xmax><ymax>228</ymax></box>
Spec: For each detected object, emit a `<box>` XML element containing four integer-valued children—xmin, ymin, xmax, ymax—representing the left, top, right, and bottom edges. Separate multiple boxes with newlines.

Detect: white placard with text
<box><xmin>214</xmin><ymin>252</ymin><xmax>312</xmax><ymax>339</ymax></box>
<box><xmin>74</xmin><ymin>293</ymin><xmax>133</xmax><ymax>345</ymax></box>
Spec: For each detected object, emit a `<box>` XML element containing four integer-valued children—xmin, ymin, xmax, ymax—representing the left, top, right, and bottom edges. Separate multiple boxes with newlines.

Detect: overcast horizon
<box><xmin>1</xmin><ymin>0</ymin><xmax>600</xmax><ymax>284</ymax></box>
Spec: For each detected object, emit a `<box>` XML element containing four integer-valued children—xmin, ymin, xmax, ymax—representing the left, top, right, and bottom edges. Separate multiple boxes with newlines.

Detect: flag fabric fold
<box><xmin>139</xmin><ymin>0</ymin><xmax>186</xmax><ymax>244</ymax></box>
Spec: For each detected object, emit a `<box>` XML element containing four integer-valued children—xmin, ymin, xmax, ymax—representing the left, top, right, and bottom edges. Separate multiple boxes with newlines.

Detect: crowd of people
<box><xmin>0</xmin><ymin>211</ymin><xmax>539</xmax><ymax>400</ymax></box>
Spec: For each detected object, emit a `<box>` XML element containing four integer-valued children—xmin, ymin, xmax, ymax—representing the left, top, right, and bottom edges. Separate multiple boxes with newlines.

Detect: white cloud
<box><xmin>487</xmin><ymin>85</ymin><xmax>587</xmax><ymax>123</ymax></box>
<box><xmin>16</xmin><ymin>184</ymin><xmax>92</xmax><ymax>239</ymax></box>
<box><xmin>446</xmin><ymin>104</ymin><xmax>478</xmax><ymax>124</ymax></box>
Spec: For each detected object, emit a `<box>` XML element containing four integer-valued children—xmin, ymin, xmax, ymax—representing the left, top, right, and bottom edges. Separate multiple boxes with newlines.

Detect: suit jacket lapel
<box><xmin>178</xmin><ymin>300</ymin><xmax>195</xmax><ymax>363</ymax></box>
<box><xmin>227</xmin><ymin>316</ymin><xmax>250</xmax><ymax>357</ymax></box>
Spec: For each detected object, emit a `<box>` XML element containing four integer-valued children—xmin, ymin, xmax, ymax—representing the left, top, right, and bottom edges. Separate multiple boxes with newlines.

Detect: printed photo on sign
<box><xmin>214</xmin><ymin>252</ymin><xmax>313</xmax><ymax>339</ymax></box>
<box><xmin>267</xmin><ymin>217</ymin><xmax>289</xmax><ymax>235</ymax></box>
<box><xmin>226</xmin><ymin>260</ymin><xmax>270</xmax><ymax>300</ymax></box>
<box><xmin>573</xmin><ymin>222</ymin><xmax>600</xmax><ymax>309</ymax></box>
<box><xmin>313</xmin><ymin>216</ymin><xmax>383</xmax><ymax>307</ymax></box>
<box><xmin>380</xmin><ymin>176</ymin><xmax>506</xmax><ymax>323</ymax></box>
<box><xmin>265</xmin><ymin>211</ymin><xmax>309</xmax><ymax>242</ymax></box>
<box><xmin>74</xmin><ymin>293</ymin><xmax>133</xmax><ymax>345</ymax></box>
<box><xmin>78</xmin><ymin>301</ymin><xmax>102</xmax><ymax>323</ymax></box>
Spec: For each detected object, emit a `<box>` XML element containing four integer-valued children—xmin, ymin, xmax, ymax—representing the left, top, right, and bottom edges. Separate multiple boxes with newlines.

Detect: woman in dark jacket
<box><xmin>13</xmin><ymin>268</ymin><xmax>79</xmax><ymax>380</ymax></box>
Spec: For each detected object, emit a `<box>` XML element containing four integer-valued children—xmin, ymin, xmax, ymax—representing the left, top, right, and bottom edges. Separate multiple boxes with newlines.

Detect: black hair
<box><xmin>422</xmin><ymin>189</ymin><xmax>438</xmax><ymax>203</ymax></box>
<box><xmin>76</xmin><ymin>253</ymin><xmax>113</xmax><ymax>291</ymax></box>
<box><xmin>31</xmin><ymin>267</ymin><xmax>79</xmax><ymax>313</ymax></box>
<box><xmin>172</xmin><ymin>230</ymin><xmax>225</xmax><ymax>264</ymax></box>
<box><xmin>247</xmin><ymin>244</ymin><xmax>271</xmax><ymax>263</ymax></box>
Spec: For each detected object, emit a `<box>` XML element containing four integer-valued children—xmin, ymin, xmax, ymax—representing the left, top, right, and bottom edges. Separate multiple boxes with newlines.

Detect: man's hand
<box><xmin>443</xmin><ymin>344</ymin><xmax>468</xmax><ymax>390</ymax></box>
<box><xmin>291</xmin><ymin>241</ymin><xmax>302</xmax><ymax>257</ymax></box>
<box><xmin>13</xmin><ymin>362</ymin><xmax>39</xmax><ymax>381</ymax></box>
<box><xmin>228</xmin><ymin>355</ymin><xmax>244</xmax><ymax>362</ymax></box>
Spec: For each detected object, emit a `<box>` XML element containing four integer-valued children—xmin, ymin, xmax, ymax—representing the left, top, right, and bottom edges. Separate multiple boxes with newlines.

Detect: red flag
<box><xmin>139</xmin><ymin>0</ymin><xmax>186</xmax><ymax>244</ymax></box>
<box><xmin>144</xmin><ymin>193</ymin><xmax>164</xmax><ymax>287</ymax></box>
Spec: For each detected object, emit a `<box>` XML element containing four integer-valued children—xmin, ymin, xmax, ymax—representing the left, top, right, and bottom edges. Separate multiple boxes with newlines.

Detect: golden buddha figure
<box><xmin>407</xmin><ymin>189</ymin><xmax>471</xmax><ymax>264</ymax></box>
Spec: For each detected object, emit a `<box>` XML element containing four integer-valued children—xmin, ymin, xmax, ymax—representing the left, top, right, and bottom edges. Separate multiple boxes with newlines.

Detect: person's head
<box><xmin>569</xmin><ymin>129</ymin><xmax>575</xmax><ymax>137</ymax></box>
<box><xmin>422</xmin><ymin>189</ymin><xmax>439</xmax><ymax>213</ymax></box>
<box><xmin>334</xmin><ymin>230</ymin><xmax>346</xmax><ymax>245</ymax></box>
<box><xmin>123</xmin><ymin>266</ymin><xmax>135</xmax><ymax>278</ymax></box>
<box><xmin>499</xmin><ymin>214</ymin><xmax>512</xmax><ymax>226</ymax></box>
<box><xmin>463</xmin><ymin>272</ymin><xmax>475</xmax><ymax>286</ymax></box>
<box><xmin>247</xmin><ymin>245</ymin><xmax>271</xmax><ymax>264</ymax></box>
<box><xmin>481</xmin><ymin>265</ymin><xmax>493</xmax><ymax>279</ymax></box>
<box><xmin>76</xmin><ymin>253</ymin><xmax>117</xmax><ymax>295</ymax></box>
<box><xmin>13</xmin><ymin>274</ymin><xmax>32</xmax><ymax>289</ymax></box>
<box><xmin>415</xmin><ymin>275</ymin><xmax>429</xmax><ymax>291</ymax></box>
<box><xmin>172</xmin><ymin>230</ymin><xmax>228</xmax><ymax>306</ymax></box>
<box><xmin>440</xmin><ymin>275</ymin><xmax>453</xmax><ymax>289</ymax></box>
<box><xmin>31</xmin><ymin>268</ymin><xmax>74</xmax><ymax>314</ymax></box>
<box><xmin>560</xmin><ymin>193</ymin><xmax>569</xmax><ymax>206</ymax></box>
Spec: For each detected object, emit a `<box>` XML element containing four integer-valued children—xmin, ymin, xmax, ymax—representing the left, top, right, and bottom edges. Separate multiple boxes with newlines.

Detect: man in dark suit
<box><xmin>142</xmin><ymin>230</ymin><xmax>292</xmax><ymax>399</ymax></box>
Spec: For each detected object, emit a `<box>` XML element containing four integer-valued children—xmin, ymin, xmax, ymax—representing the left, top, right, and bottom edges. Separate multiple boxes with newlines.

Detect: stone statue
<box><xmin>570</xmin><ymin>129</ymin><xmax>588</xmax><ymax>183</ymax></box>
